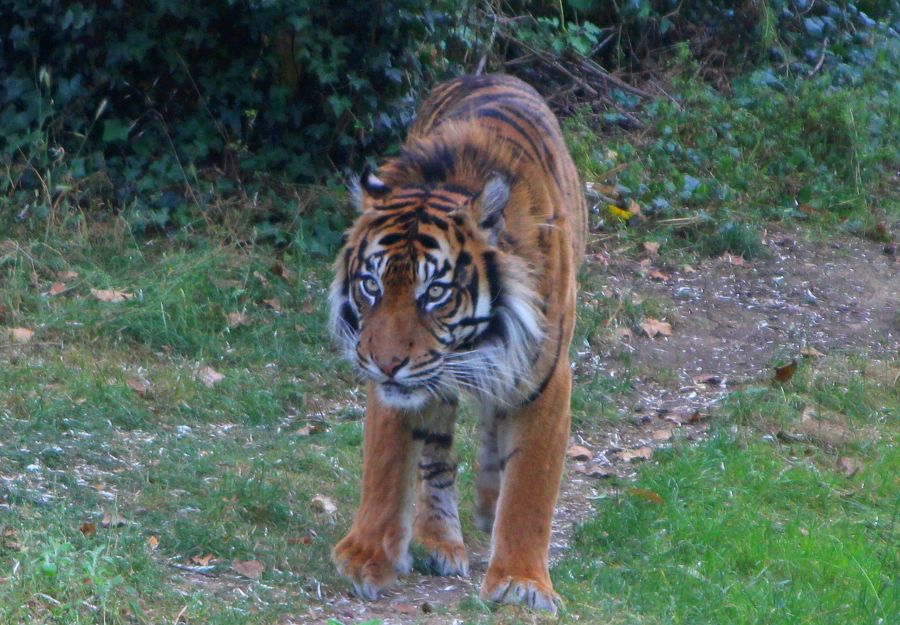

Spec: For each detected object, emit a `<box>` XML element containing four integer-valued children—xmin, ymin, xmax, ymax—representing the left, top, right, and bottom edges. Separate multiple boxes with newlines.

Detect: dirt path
<box><xmin>299</xmin><ymin>227</ymin><xmax>898</xmax><ymax>624</ymax></box>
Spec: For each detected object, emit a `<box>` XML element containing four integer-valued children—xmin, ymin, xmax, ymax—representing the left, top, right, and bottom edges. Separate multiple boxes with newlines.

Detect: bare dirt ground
<box><xmin>298</xmin><ymin>227</ymin><xmax>899</xmax><ymax>625</ymax></box>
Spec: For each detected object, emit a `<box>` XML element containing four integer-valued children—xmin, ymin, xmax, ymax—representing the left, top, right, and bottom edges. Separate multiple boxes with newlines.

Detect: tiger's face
<box><xmin>330</xmin><ymin>170</ymin><xmax>544</xmax><ymax>410</ymax></box>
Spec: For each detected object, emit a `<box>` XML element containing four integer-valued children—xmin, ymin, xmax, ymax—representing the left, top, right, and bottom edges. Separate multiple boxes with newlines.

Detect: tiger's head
<box><xmin>329</xmin><ymin>164</ymin><xmax>545</xmax><ymax>411</ymax></box>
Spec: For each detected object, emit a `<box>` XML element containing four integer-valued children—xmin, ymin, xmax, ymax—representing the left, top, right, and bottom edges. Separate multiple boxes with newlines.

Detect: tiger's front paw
<box><xmin>481</xmin><ymin>571</ymin><xmax>561</xmax><ymax>614</ymax></box>
<box><xmin>332</xmin><ymin>531</ymin><xmax>411</xmax><ymax>600</ymax></box>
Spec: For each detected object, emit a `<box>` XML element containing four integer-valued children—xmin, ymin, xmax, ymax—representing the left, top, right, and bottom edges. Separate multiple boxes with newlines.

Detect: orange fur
<box><xmin>329</xmin><ymin>74</ymin><xmax>585</xmax><ymax>613</ymax></box>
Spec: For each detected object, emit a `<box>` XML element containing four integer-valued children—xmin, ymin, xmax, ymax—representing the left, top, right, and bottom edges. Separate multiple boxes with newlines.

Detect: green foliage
<box><xmin>1</xmin><ymin>0</ymin><xmax>470</xmax><ymax>231</ymax></box>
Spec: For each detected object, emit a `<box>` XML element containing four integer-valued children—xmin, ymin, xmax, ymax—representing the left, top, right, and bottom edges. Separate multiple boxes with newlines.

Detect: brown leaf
<box><xmin>721</xmin><ymin>253</ymin><xmax>749</xmax><ymax>267</ymax></box>
<box><xmin>617</xmin><ymin>446</ymin><xmax>653</xmax><ymax>462</ymax></box>
<box><xmin>287</xmin><ymin>535</ymin><xmax>313</xmax><ymax>545</ymax></box>
<box><xmin>198</xmin><ymin>366</ymin><xmax>225</xmax><ymax>388</ymax></box>
<box><xmin>626</xmin><ymin>198</ymin><xmax>643</xmax><ymax>217</ymax></box>
<box><xmin>648</xmin><ymin>269</ymin><xmax>671</xmax><ymax>281</ymax></box>
<box><xmin>394</xmin><ymin>604</ymin><xmax>419</xmax><ymax>615</ymax></box>
<box><xmin>271</xmin><ymin>260</ymin><xmax>297</xmax><ymax>283</ymax></box>
<box><xmin>231</xmin><ymin>559</ymin><xmax>265</xmax><ymax>580</ymax></box>
<box><xmin>101</xmin><ymin>512</ymin><xmax>125</xmax><ymax>528</ymax></box>
<box><xmin>295</xmin><ymin>425</ymin><xmax>312</xmax><ymax>437</ymax></box>
<box><xmin>682</xmin><ymin>264</ymin><xmax>697</xmax><ymax>273</ymax></box>
<box><xmin>262</xmin><ymin>298</ymin><xmax>281</xmax><ymax>311</ymax></box>
<box><xmin>566</xmin><ymin>445</ymin><xmax>593</xmax><ymax>462</ymax></box>
<box><xmin>227</xmin><ymin>312</ymin><xmax>249</xmax><ymax>328</ymax></box>
<box><xmin>189</xmin><ymin>553</ymin><xmax>214</xmax><ymax>566</ymax></box>
<box><xmin>48</xmin><ymin>282</ymin><xmax>68</xmax><ymax>296</ymax></box>
<box><xmin>773</xmin><ymin>359</ymin><xmax>797</xmax><ymax>384</ymax></box>
<box><xmin>312</xmin><ymin>495</ymin><xmax>336</xmax><ymax>515</ymax></box>
<box><xmin>90</xmin><ymin>288</ymin><xmax>133</xmax><ymax>303</ymax></box>
<box><xmin>147</xmin><ymin>535</ymin><xmax>160</xmax><ymax>550</ymax></box>
<box><xmin>643</xmin><ymin>241</ymin><xmax>660</xmax><ymax>256</ymax></box>
<box><xmin>800</xmin><ymin>346</ymin><xmax>825</xmax><ymax>358</ymax></box>
<box><xmin>56</xmin><ymin>270</ymin><xmax>79</xmax><ymax>282</ymax></box>
<box><xmin>651</xmin><ymin>428</ymin><xmax>673</xmax><ymax>441</ymax></box>
<box><xmin>8</xmin><ymin>327</ymin><xmax>34</xmax><ymax>343</ymax></box>
<box><xmin>629</xmin><ymin>488</ymin><xmax>664</xmax><ymax>504</ymax></box>
<box><xmin>80</xmin><ymin>522</ymin><xmax>96</xmax><ymax>537</ymax></box>
<box><xmin>837</xmin><ymin>456</ymin><xmax>862</xmax><ymax>477</ymax></box>
<box><xmin>126</xmin><ymin>378</ymin><xmax>152</xmax><ymax>396</ymax></box>
<box><xmin>640</xmin><ymin>318</ymin><xmax>673</xmax><ymax>338</ymax></box>
<box><xmin>798</xmin><ymin>203</ymin><xmax>815</xmax><ymax>215</ymax></box>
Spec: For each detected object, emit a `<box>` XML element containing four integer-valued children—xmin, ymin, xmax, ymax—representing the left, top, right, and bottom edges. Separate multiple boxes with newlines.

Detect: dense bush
<box><xmin>0</xmin><ymin>0</ymin><xmax>471</xmax><ymax>229</ymax></box>
<box><xmin>1</xmin><ymin>0</ymin><xmax>896</xmax><ymax>236</ymax></box>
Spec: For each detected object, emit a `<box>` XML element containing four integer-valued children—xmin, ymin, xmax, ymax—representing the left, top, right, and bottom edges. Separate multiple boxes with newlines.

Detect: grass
<box><xmin>555</xmin><ymin>357</ymin><xmax>899</xmax><ymax>625</ymax></box>
<box><xmin>2</xmin><ymin>28</ymin><xmax>899</xmax><ymax>625</ymax></box>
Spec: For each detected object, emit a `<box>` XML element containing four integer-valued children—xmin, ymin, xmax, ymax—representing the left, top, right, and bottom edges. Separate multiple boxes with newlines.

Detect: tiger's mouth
<box><xmin>376</xmin><ymin>380</ymin><xmax>432</xmax><ymax>410</ymax></box>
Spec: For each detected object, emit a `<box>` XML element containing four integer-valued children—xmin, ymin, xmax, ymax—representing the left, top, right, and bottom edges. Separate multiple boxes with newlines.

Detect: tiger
<box><xmin>328</xmin><ymin>74</ymin><xmax>585</xmax><ymax>613</ymax></box>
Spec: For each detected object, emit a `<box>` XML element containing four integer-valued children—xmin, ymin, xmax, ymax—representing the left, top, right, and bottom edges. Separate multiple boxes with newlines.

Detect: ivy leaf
<box><xmin>102</xmin><ymin>119</ymin><xmax>130</xmax><ymax>143</ymax></box>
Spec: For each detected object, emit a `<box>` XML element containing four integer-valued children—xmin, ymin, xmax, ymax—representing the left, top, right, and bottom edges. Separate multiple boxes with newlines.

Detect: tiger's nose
<box><xmin>374</xmin><ymin>355</ymin><xmax>409</xmax><ymax>378</ymax></box>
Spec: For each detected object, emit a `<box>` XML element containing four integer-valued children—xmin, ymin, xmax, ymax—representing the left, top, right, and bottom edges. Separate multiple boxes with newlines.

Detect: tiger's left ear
<box><xmin>474</xmin><ymin>172</ymin><xmax>510</xmax><ymax>243</ymax></box>
<box><xmin>351</xmin><ymin>163</ymin><xmax>391</xmax><ymax>212</ymax></box>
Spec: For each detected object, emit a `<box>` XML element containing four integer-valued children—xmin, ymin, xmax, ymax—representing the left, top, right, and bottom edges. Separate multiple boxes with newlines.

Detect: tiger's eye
<box><xmin>426</xmin><ymin>284</ymin><xmax>447</xmax><ymax>301</ymax></box>
<box><xmin>361</xmin><ymin>276</ymin><xmax>380</xmax><ymax>296</ymax></box>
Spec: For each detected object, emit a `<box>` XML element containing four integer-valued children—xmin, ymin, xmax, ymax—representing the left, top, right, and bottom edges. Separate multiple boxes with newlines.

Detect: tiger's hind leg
<box><xmin>474</xmin><ymin>412</ymin><xmax>500</xmax><ymax>534</ymax></box>
<box><xmin>413</xmin><ymin>399</ymin><xmax>469</xmax><ymax>577</ymax></box>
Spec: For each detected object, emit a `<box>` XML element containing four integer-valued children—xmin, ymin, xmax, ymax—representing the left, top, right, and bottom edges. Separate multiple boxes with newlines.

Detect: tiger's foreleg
<box><xmin>332</xmin><ymin>382</ymin><xmax>423</xmax><ymax>599</ymax></box>
<box><xmin>480</xmin><ymin>360</ymin><xmax>572</xmax><ymax>614</ymax></box>
<box><xmin>474</xmin><ymin>412</ymin><xmax>500</xmax><ymax>534</ymax></box>
<box><xmin>412</xmin><ymin>399</ymin><xmax>468</xmax><ymax>576</ymax></box>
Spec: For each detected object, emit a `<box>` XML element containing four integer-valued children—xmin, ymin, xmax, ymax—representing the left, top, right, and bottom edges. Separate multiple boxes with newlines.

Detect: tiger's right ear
<box><xmin>351</xmin><ymin>164</ymin><xmax>391</xmax><ymax>212</ymax></box>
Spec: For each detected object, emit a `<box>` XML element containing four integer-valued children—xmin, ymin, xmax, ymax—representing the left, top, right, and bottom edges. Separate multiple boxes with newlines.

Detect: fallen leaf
<box><xmin>721</xmin><ymin>253</ymin><xmax>749</xmax><ymax>267</ymax></box>
<box><xmin>147</xmin><ymin>535</ymin><xmax>159</xmax><ymax>550</ymax></box>
<box><xmin>287</xmin><ymin>536</ymin><xmax>313</xmax><ymax>545</ymax></box>
<box><xmin>101</xmin><ymin>512</ymin><xmax>125</xmax><ymax>528</ymax></box>
<box><xmin>626</xmin><ymin>198</ymin><xmax>643</xmax><ymax>217</ymax></box>
<box><xmin>312</xmin><ymin>495</ymin><xmax>336</xmax><ymax>515</ymax></box>
<box><xmin>773</xmin><ymin>359</ymin><xmax>797</xmax><ymax>384</ymax></box>
<box><xmin>262</xmin><ymin>298</ymin><xmax>281</xmax><ymax>311</ymax></box>
<box><xmin>617</xmin><ymin>446</ymin><xmax>653</xmax><ymax>462</ymax></box>
<box><xmin>231</xmin><ymin>559</ymin><xmax>264</xmax><ymax>580</ymax></box>
<box><xmin>48</xmin><ymin>282</ymin><xmax>68</xmax><ymax>296</ymax></box>
<box><xmin>296</xmin><ymin>425</ymin><xmax>312</xmax><ymax>437</ymax></box>
<box><xmin>574</xmin><ymin>464</ymin><xmax>616</xmax><ymax>478</ymax></box>
<box><xmin>189</xmin><ymin>554</ymin><xmax>214</xmax><ymax>566</ymax></box>
<box><xmin>692</xmin><ymin>374</ymin><xmax>723</xmax><ymax>386</ymax></box>
<box><xmin>682</xmin><ymin>264</ymin><xmax>697</xmax><ymax>273</ymax></box>
<box><xmin>126</xmin><ymin>378</ymin><xmax>152</xmax><ymax>396</ymax></box>
<box><xmin>91</xmin><ymin>288</ymin><xmax>133</xmax><ymax>303</ymax></box>
<box><xmin>57</xmin><ymin>270</ymin><xmax>79</xmax><ymax>281</ymax></box>
<box><xmin>227</xmin><ymin>312</ymin><xmax>249</xmax><ymax>328</ymax></box>
<box><xmin>837</xmin><ymin>456</ymin><xmax>862</xmax><ymax>477</ymax></box>
<box><xmin>647</xmin><ymin>269</ymin><xmax>671</xmax><ymax>281</ymax></box>
<box><xmin>643</xmin><ymin>241</ymin><xmax>660</xmax><ymax>256</ymax></box>
<box><xmin>198</xmin><ymin>366</ymin><xmax>225</xmax><ymax>388</ymax></box>
<box><xmin>798</xmin><ymin>203</ymin><xmax>815</xmax><ymax>215</ymax></box>
<box><xmin>271</xmin><ymin>261</ymin><xmax>297</xmax><ymax>283</ymax></box>
<box><xmin>8</xmin><ymin>327</ymin><xmax>34</xmax><ymax>343</ymax></box>
<box><xmin>394</xmin><ymin>604</ymin><xmax>419</xmax><ymax>615</ymax></box>
<box><xmin>651</xmin><ymin>428</ymin><xmax>673</xmax><ymax>441</ymax></box>
<box><xmin>80</xmin><ymin>522</ymin><xmax>96</xmax><ymax>537</ymax></box>
<box><xmin>566</xmin><ymin>445</ymin><xmax>593</xmax><ymax>462</ymax></box>
<box><xmin>629</xmin><ymin>488</ymin><xmax>664</xmax><ymax>504</ymax></box>
<box><xmin>640</xmin><ymin>318</ymin><xmax>673</xmax><ymax>338</ymax></box>
<box><xmin>800</xmin><ymin>346</ymin><xmax>825</xmax><ymax>358</ymax></box>
<box><xmin>606</xmin><ymin>204</ymin><xmax>632</xmax><ymax>221</ymax></box>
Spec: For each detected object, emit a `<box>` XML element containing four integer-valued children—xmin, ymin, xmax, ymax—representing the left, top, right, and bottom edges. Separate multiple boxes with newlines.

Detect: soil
<box><xmin>290</xmin><ymin>227</ymin><xmax>900</xmax><ymax>624</ymax></box>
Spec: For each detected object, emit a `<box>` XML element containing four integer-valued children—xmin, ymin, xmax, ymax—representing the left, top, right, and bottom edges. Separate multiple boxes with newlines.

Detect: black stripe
<box><xmin>417</xmin><ymin>233</ymin><xmax>440</xmax><ymax>249</ymax></box>
<box><xmin>378</xmin><ymin>232</ymin><xmax>405</xmax><ymax>246</ymax></box>
<box><xmin>524</xmin><ymin>319</ymin><xmax>565</xmax><ymax>404</ymax></box>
